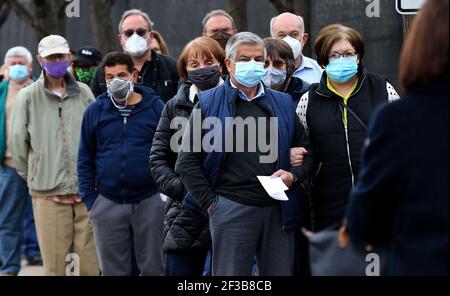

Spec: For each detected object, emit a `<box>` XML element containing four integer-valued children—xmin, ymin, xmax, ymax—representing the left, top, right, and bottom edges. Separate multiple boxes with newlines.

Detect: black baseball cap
<box><xmin>73</xmin><ymin>46</ymin><xmax>103</xmax><ymax>66</ymax></box>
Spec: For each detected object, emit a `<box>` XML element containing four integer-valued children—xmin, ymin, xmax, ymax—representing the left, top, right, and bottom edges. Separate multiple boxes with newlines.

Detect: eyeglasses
<box><xmin>122</xmin><ymin>28</ymin><xmax>150</xmax><ymax>38</ymax></box>
<box><xmin>328</xmin><ymin>51</ymin><xmax>358</xmax><ymax>60</ymax></box>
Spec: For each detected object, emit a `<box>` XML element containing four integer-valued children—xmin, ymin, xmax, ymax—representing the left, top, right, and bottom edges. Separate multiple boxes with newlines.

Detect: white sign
<box><xmin>396</xmin><ymin>0</ymin><xmax>426</xmax><ymax>15</ymax></box>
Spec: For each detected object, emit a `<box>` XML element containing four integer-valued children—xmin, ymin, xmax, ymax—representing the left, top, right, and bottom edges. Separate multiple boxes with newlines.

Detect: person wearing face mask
<box><xmin>150</xmin><ymin>37</ymin><xmax>226</xmax><ymax>276</ymax></box>
<box><xmin>90</xmin><ymin>9</ymin><xmax>179</xmax><ymax>102</ymax></box>
<box><xmin>71</xmin><ymin>47</ymin><xmax>103</xmax><ymax>86</ymax></box>
<box><xmin>271</xmin><ymin>13</ymin><xmax>323</xmax><ymax>84</ymax></box>
<box><xmin>176</xmin><ymin>32</ymin><xmax>314</xmax><ymax>276</ymax></box>
<box><xmin>296</xmin><ymin>24</ymin><xmax>400</xmax><ymax>232</ymax></box>
<box><xmin>263</xmin><ymin>38</ymin><xmax>310</xmax><ymax>106</ymax></box>
<box><xmin>9</xmin><ymin>35</ymin><xmax>99</xmax><ymax>276</ymax></box>
<box><xmin>0</xmin><ymin>46</ymin><xmax>34</xmax><ymax>276</ymax></box>
<box><xmin>78</xmin><ymin>52</ymin><xmax>165</xmax><ymax>276</ymax></box>
<box><xmin>262</xmin><ymin>38</ymin><xmax>313</xmax><ymax>277</ymax></box>
<box><xmin>202</xmin><ymin>9</ymin><xmax>238</xmax><ymax>50</ymax></box>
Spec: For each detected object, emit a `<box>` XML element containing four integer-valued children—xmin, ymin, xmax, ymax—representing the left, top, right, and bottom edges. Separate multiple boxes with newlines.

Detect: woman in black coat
<box><xmin>346</xmin><ymin>0</ymin><xmax>449</xmax><ymax>276</ymax></box>
<box><xmin>150</xmin><ymin>37</ymin><xmax>227</xmax><ymax>276</ymax></box>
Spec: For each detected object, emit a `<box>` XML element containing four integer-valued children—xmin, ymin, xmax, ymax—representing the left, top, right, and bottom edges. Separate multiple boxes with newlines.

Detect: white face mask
<box><xmin>283</xmin><ymin>36</ymin><xmax>303</xmax><ymax>60</ymax></box>
<box><xmin>124</xmin><ymin>33</ymin><xmax>149</xmax><ymax>57</ymax></box>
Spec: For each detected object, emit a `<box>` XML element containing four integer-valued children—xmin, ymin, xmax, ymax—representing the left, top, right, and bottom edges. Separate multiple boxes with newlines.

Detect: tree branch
<box><xmin>0</xmin><ymin>1</ymin><xmax>11</xmax><ymax>28</ymax></box>
<box><xmin>8</xmin><ymin>0</ymin><xmax>36</xmax><ymax>29</ymax></box>
<box><xmin>269</xmin><ymin>0</ymin><xmax>294</xmax><ymax>13</ymax></box>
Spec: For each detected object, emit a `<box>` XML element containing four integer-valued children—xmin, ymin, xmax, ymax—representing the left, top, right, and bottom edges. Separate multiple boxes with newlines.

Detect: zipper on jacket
<box><xmin>121</xmin><ymin>116</ymin><xmax>127</xmax><ymax>199</ymax></box>
<box><xmin>339</xmin><ymin>104</ymin><xmax>355</xmax><ymax>188</ymax></box>
<box><xmin>59</xmin><ymin>99</ymin><xmax>73</xmax><ymax>193</ymax></box>
<box><xmin>317</xmin><ymin>81</ymin><xmax>365</xmax><ymax>189</ymax></box>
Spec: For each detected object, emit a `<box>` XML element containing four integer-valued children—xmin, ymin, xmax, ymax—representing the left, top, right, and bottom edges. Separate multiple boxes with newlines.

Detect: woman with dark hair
<box><xmin>263</xmin><ymin>37</ymin><xmax>312</xmax><ymax>276</ymax></box>
<box><xmin>150</xmin><ymin>37</ymin><xmax>226</xmax><ymax>276</ymax></box>
<box><xmin>345</xmin><ymin>0</ymin><xmax>449</xmax><ymax>275</ymax></box>
<box><xmin>263</xmin><ymin>38</ymin><xmax>310</xmax><ymax>106</ymax></box>
<box><xmin>296</xmin><ymin>24</ymin><xmax>400</xmax><ymax>232</ymax></box>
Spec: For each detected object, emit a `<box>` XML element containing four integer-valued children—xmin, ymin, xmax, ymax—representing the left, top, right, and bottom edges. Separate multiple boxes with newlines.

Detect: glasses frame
<box><xmin>122</xmin><ymin>28</ymin><xmax>151</xmax><ymax>39</ymax></box>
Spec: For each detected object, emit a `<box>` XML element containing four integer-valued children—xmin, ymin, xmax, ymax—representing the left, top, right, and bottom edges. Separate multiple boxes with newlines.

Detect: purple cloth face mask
<box><xmin>42</xmin><ymin>60</ymin><xmax>70</xmax><ymax>79</ymax></box>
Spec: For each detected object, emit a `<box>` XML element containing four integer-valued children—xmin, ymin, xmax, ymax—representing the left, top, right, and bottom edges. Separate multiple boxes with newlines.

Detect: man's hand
<box><xmin>271</xmin><ymin>170</ymin><xmax>295</xmax><ymax>188</ymax></box>
<box><xmin>338</xmin><ymin>219</ymin><xmax>350</xmax><ymax>249</ymax></box>
<box><xmin>291</xmin><ymin>147</ymin><xmax>308</xmax><ymax>166</ymax></box>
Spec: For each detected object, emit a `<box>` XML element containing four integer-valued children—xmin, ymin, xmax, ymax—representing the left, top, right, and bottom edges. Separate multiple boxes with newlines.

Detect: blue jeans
<box><xmin>22</xmin><ymin>196</ymin><xmax>40</xmax><ymax>258</ymax></box>
<box><xmin>0</xmin><ymin>166</ymin><xmax>28</xmax><ymax>274</ymax></box>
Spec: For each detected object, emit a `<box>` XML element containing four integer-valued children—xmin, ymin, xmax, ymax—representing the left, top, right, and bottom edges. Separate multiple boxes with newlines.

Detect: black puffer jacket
<box><xmin>150</xmin><ymin>82</ymin><xmax>211</xmax><ymax>252</ymax></box>
<box><xmin>296</xmin><ymin>65</ymin><xmax>399</xmax><ymax>231</ymax></box>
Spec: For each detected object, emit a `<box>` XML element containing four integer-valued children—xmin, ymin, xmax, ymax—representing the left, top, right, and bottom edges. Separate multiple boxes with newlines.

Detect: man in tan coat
<box><xmin>10</xmin><ymin>35</ymin><xmax>99</xmax><ymax>276</ymax></box>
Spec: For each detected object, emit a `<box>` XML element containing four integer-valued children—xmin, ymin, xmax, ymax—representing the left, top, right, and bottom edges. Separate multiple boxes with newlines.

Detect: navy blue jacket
<box><xmin>78</xmin><ymin>85</ymin><xmax>164</xmax><ymax>210</ymax></box>
<box><xmin>346</xmin><ymin>81</ymin><xmax>449</xmax><ymax>276</ymax></box>
<box><xmin>176</xmin><ymin>80</ymin><xmax>312</xmax><ymax>230</ymax></box>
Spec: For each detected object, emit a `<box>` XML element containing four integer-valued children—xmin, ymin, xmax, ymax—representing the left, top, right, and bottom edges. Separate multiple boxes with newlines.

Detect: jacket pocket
<box><xmin>28</xmin><ymin>154</ymin><xmax>41</xmax><ymax>188</ymax></box>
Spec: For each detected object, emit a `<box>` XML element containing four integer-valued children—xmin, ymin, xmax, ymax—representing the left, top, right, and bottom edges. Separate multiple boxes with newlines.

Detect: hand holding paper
<box><xmin>257</xmin><ymin>176</ymin><xmax>289</xmax><ymax>201</ymax></box>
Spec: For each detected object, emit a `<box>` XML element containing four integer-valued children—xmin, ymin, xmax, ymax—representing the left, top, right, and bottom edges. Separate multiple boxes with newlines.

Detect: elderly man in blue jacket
<box><xmin>78</xmin><ymin>52</ymin><xmax>165</xmax><ymax>276</ymax></box>
<box><xmin>176</xmin><ymin>32</ymin><xmax>314</xmax><ymax>276</ymax></box>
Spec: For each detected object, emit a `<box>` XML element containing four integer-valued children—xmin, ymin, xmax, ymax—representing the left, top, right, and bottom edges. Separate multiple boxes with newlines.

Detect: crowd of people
<box><xmin>0</xmin><ymin>0</ymin><xmax>448</xmax><ymax>277</ymax></box>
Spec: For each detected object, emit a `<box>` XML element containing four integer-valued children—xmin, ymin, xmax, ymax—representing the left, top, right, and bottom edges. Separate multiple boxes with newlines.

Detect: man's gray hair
<box><xmin>270</xmin><ymin>14</ymin><xmax>305</xmax><ymax>37</ymax></box>
<box><xmin>202</xmin><ymin>9</ymin><xmax>236</xmax><ymax>32</ymax></box>
<box><xmin>118</xmin><ymin>9</ymin><xmax>154</xmax><ymax>33</ymax></box>
<box><xmin>4</xmin><ymin>46</ymin><xmax>33</xmax><ymax>65</ymax></box>
<box><xmin>225</xmin><ymin>32</ymin><xmax>267</xmax><ymax>62</ymax></box>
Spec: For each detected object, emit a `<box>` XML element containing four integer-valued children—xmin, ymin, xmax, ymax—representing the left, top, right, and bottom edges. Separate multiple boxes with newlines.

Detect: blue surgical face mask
<box><xmin>9</xmin><ymin>64</ymin><xmax>29</xmax><ymax>81</ymax></box>
<box><xmin>232</xmin><ymin>60</ymin><xmax>266</xmax><ymax>88</ymax></box>
<box><xmin>326</xmin><ymin>57</ymin><xmax>358</xmax><ymax>83</ymax></box>
<box><xmin>263</xmin><ymin>67</ymin><xmax>287</xmax><ymax>89</ymax></box>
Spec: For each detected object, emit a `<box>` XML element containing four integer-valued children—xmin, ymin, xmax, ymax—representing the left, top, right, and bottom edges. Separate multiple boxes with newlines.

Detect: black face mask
<box><xmin>187</xmin><ymin>65</ymin><xmax>221</xmax><ymax>91</ymax></box>
<box><xmin>210</xmin><ymin>31</ymin><xmax>233</xmax><ymax>50</ymax></box>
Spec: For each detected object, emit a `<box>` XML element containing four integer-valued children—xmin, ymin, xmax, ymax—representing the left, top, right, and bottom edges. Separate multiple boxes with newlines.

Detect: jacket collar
<box><xmin>315</xmin><ymin>63</ymin><xmax>368</xmax><ymax>99</ymax></box>
<box><xmin>38</xmin><ymin>72</ymin><xmax>81</xmax><ymax>99</ymax></box>
<box><xmin>173</xmin><ymin>82</ymin><xmax>194</xmax><ymax>109</ymax></box>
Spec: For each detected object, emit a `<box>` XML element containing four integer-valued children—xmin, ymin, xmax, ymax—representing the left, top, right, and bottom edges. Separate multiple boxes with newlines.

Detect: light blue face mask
<box><xmin>326</xmin><ymin>57</ymin><xmax>358</xmax><ymax>83</ymax></box>
<box><xmin>8</xmin><ymin>64</ymin><xmax>29</xmax><ymax>81</ymax></box>
<box><xmin>232</xmin><ymin>60</ymin><xmax>266</xmax><ymax>87</ymax></box>
<box><xmin>263</xmin><ymin>67</ymin><xmax>287</xmax><ymax>89</ymax></box>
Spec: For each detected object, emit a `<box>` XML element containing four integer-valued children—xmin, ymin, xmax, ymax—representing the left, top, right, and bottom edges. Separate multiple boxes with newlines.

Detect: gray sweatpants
<box><xmin>90</xmin><ymin>194</ymin><xmax>165</xmax><ymax>276</ymax></box>
<box><xmin>209</xmin><ymin>196</ymin><xmax>295</xmax><ymax>276</ymax></box>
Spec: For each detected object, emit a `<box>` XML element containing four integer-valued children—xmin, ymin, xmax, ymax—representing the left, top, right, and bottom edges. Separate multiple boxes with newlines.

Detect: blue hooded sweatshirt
<box><xmin>78</xmin><ymin>85</ymin><xmax>164</xmax><ymax>210</ymax></box>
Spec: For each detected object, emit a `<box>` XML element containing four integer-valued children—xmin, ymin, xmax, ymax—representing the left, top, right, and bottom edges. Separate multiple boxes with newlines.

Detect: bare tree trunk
<box><xmin>88</xmin><ymin>0</ymin><xmax>118</xmax><ymax>54</ymax></box>
<box><xmin>0</xmin><ymin>0</ymin><xmax>11</xmax><ymax>29</ymax></box>
<box><xmin>269</xmin><ymin>0</ymin><xmax>295</xmax><ymax>13</ymax></box>
<box><xmin>228</xmin><ymin>0</ymin><xmax>248</xmax><ymax>32</ymax></box>
<box><xmin>293</xmin><ymin>0</ymin><xmax>311</xmax><ymax>55</ymax></box>
<box><xmin>8</xmin><ymin>0</ymin><xmax>67</xmax><ymax>41</ymax></box>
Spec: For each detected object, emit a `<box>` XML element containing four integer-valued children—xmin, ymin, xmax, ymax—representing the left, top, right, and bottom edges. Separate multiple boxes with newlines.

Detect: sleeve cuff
<box><xmin>82</xmin><ymin>192</ymin><xmax>98</xmax><ymax>211</ymax></box>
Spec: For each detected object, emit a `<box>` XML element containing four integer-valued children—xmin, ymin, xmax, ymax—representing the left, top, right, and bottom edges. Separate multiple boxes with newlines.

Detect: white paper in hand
<box><xmin>257</xmin><ymin>176</ymin><xmax>289</xmax><ymax>201</ymax></box>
